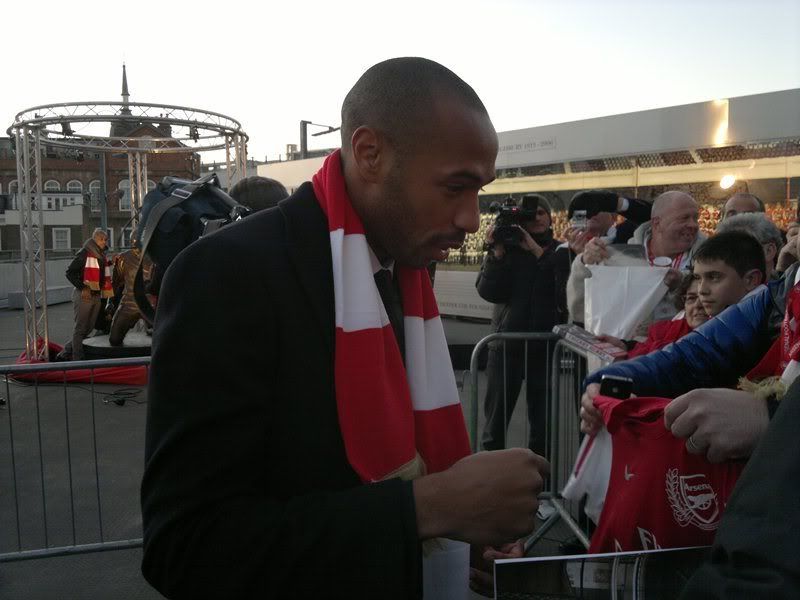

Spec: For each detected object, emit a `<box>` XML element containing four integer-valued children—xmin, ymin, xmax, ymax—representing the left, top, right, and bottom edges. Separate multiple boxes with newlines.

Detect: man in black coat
<box><xmin>476</xmin><ymin>195</ymin><xmax>564</xmax><ymax>456</ymax></box>
<box><xmin>141</xmin><ymin>58</ymin><xmax>549</xmax><ymax>600</ymax></box>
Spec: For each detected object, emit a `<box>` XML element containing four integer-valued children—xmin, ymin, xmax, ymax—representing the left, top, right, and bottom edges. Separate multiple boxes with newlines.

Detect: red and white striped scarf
<box><xmin>312</xmin><ymin>150</ymin><xmax>470</xmax><ymax>482</ymax></box>
<box><xmin>83</xmin><ymin>252</ymin><xmax>114</xmax><ymax>299</ymax></box>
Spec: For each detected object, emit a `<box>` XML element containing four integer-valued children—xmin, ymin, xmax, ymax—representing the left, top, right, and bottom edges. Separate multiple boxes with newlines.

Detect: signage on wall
<box><xmin>499</xmin><ymin>136</ymin><xmax>557</xmax><ymax>154</ymax></box>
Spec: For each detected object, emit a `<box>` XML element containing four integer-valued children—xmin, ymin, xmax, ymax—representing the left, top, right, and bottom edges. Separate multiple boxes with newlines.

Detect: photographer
<box><xmin>476</xmin><ymin>195</ymin><xmax>565</xmax><ymax>455</ymax></box>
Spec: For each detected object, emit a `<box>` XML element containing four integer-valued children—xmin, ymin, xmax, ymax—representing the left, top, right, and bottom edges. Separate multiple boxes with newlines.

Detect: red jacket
<box><xmin>628</xmin><ymin>318</ymin><xmax>692</xmax><ymax>358</ymax></box>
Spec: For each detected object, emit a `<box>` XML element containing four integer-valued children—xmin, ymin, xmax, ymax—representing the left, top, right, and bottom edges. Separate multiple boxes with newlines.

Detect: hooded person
<box><xmin>476</xmin><ymin>193</ymin><xmax>566</xmax><ymax>455</ymax></box>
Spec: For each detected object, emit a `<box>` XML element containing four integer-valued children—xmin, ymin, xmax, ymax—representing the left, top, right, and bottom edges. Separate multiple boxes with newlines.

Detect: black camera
<box><xmin>489</xmin><ymin>195</ymin><xmax>538</xmax><ymax>246</ymax></box>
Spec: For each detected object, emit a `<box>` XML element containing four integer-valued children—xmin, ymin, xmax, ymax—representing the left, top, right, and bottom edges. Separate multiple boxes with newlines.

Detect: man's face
<box><xmin>587</xmin><ymin>212</ymin><xmax>615</xmax><ymax>236</ymax></box>
<box><xmin>523</xmin><ymin>207</ymin><xmax>552</xmax><ymax>236</ymax></box>
<box><xmin>94</xmin><ymin>234</ymin><xmax>108</xmax><ymax>250</ymax></box>
<box><xmin>367</xmin><ymin>99</ymin><xmax>498</xmax><ymax>268</ymax></box>
<box><xmin>652</xmin><ymin>198</ymin><xmax>699</xmax><ymax>254</ymax></box>
<box><xmin>683</xmin><ymin>280</ymin><xmax>709</xmax><ymax>329</ymax></box>
<box><xmin>723</xmin><ymin>195</ymin><xmax>761</xmax><ymax>219</ymax></box>
<box><xmin>694</xmin><ymin>259</ymin><xmax>759</xmax><ymax>317</ymax></box>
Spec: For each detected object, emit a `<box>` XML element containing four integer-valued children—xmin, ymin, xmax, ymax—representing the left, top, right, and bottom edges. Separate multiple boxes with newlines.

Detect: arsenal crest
<box><xmin>666</xmin><ymin>469</ymin><xmax>720</xmax><ymax>531</ymax></box>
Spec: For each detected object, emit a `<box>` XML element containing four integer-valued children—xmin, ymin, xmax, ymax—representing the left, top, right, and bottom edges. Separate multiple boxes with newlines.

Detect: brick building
<box><xmin>0</xmin><ymin>65</ymin><xmax>199</xmax><ymax>255</ymax></box>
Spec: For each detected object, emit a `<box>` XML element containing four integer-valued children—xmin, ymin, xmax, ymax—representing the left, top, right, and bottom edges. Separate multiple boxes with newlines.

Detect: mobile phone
<box><xmin>599</xmin><ymin>375</ymin><xmax>633</xmax><ymax>399</ymax></box>
<box><xmin>571</xmin><ymin>209</ymin><xmax>587</xmax><ymax>230</ymax></box>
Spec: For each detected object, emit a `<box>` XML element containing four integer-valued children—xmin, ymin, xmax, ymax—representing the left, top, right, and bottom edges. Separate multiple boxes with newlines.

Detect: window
<box><xmin>9</xmin><ymin>180</ymin><xmax>18</xmax><ymax>209</ymax></box>
<box><xmin>66</xmin><ymin>180</ymin><xmax>83</xmax><ymax>193</ymax></box>
<box><xmin>120</xmin><ymin>227</ymin><xmax>134</xmax><ymax>248</ymax></box>
<box><xmin>43</xmin><ymin>196</ymin><xmax>55</xmax><ymax>210</ymax></box>
<box><xmin>52</xmin><ymin>227</ymin><xmax>71</xmax><ymax>250</ymax></box>
<box><xmin>117</xmin><ymin>179</ymin><xmax>155</xmax><ymax>212</ymax></box>
<box><xmin>89</xmin><ymin>180</ymin><xmax>102</xmax><ymax>212</ymax></box>
<box><xmin>106</xmin><ymin>228</ymin><xmax>115</xmax><ymax>250</ymax></box>
<box><xmin>44</xmin><ymin>180</ymin><xmax>60</xmax><ymax>192</ymax></box>
<box><xmin>118</xmin><ymin>180</ymin><xmax>131</xmax><ymax>212</ymax></box>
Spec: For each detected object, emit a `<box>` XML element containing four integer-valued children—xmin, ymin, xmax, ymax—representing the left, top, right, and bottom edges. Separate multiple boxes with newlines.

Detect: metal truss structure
<box><xmin>8</xmin><ymin>101</ymin><xmax>248</xmax><ymax>361</ymax></box>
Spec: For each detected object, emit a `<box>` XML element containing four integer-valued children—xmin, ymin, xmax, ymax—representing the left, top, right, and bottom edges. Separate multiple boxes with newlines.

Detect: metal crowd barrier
<box><xmin>0</xmin><ymin>357</ymin><xmax>151</xmax><ymax>563</ymax></box>
<box><xmin>466</xmin><ymin>331</ymin><xmax>613</xmax><ymax>552</ymax></box>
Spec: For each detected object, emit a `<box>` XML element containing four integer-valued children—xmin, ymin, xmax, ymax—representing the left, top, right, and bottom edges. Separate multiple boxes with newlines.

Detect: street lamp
<box><xmin>299</xmin><ymin>120</ymin><xmax>340</xmax><ymax>159</ymax></box>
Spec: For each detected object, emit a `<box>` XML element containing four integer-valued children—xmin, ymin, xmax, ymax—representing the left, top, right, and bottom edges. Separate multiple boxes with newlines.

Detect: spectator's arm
<box><xmin>585</xmin><ymin>286</ymin><xmax>776</xmax><ymax>397</ymax></box>
<box><xmin>475</xmin><ymin>251</ymin><xmax>515</xmax><ymax>304</ymax></box>
<box><xmin>566</xmin><ymin>253</ymin><xmax>591</xmax><ymax>323</ymax></box>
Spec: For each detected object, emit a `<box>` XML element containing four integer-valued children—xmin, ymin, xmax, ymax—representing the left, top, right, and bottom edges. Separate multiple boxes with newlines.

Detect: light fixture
<box><xmin>720</xmin><ymin>174</ymin><xmax>736</xmax><ymax>189</ymax></box>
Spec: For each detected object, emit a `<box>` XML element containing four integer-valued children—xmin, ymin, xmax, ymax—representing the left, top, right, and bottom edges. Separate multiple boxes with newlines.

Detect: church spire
<box><xmin>122</xmin><ymin>63</ymin><xmax>130</xmax><ymax>104</ymax></box>
<box><xmin>119</xmin><ymin>63</ymin><xmax>132</xmax><ymax>117</ymax></box>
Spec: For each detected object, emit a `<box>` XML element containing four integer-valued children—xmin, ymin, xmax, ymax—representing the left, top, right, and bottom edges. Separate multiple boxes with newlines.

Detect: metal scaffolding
<box><xmin>8</xmin><ymin>101</ymin><xmax>248</xmax><ymax>361</ymax></box>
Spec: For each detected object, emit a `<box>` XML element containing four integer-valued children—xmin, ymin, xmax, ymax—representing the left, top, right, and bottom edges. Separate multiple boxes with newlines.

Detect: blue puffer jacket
<box><xmin>585</xmin><ymin>264</ymin><xmax>799</xmax><ymax>398</ymax></box>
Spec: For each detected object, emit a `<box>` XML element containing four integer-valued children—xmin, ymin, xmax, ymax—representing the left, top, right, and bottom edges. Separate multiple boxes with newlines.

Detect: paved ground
<box><xmin>0</xmin><ymin>304</ymin><xmax>575</xmax><ymax>599</ymax></box>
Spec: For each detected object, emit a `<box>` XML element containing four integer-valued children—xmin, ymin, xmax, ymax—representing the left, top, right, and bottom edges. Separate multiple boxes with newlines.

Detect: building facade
<box><xmin>0</xmin><ymin>66</ymin><xmax>199</xmax><ymax>255</ymax></box>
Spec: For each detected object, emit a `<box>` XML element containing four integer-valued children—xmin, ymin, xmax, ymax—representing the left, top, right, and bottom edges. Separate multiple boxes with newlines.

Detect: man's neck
<box><xmin>650</xmin><ymin>235</ymin><xmax>684</xmax><ymax>258</ymax></box>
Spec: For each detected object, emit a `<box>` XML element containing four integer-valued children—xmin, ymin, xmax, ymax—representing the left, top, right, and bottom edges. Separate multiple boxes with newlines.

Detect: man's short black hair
<box><xmin>229</xmin><ymin>176</ymin><xmax>288</xmax><ymax>212</ymax></box>
<box><xmin>693</xmin><ymin>231</ymin><xmax>766</xmax><ymax>279</ymax></box>
<box><xmin>340</xmin><ymin>57</ymin><xmax>489</xmax><ymax>155</ymax></box>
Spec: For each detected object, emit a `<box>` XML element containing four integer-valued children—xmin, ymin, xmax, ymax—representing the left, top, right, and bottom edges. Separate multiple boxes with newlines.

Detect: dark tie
<box><xmin>374</xmin><ymin>268</ymin><xmax>405</xmax><ymax>364</ymax></box>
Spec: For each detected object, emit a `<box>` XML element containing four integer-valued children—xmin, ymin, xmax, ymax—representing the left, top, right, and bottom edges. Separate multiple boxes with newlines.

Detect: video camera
<box><xmin>489</xmin><ymin>194</ymin><xmax>539</xmax><ymax>246</ymax></box>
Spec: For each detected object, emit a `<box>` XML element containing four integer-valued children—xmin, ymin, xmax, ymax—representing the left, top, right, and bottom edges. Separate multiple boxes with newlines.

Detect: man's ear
<box><xmin>651</xmin><ymin>215</ymin><xmax>661</xmax><ymax>232</ymax></box>
<box><xmin>743</xmin><ymin>268</ymin><xmax>765</xmax><ymax>290</ymax></box>
<box><xmin>349</xmin><ymin>126</ymin><xmax>388</xmax><ymax>184</ymax></box>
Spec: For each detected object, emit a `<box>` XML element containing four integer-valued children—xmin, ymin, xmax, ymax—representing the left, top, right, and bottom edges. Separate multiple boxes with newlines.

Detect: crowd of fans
<box><xmin>473</xmin><ymin>187</ymin><xmax>800</xmax><ymax>580</ymax></box>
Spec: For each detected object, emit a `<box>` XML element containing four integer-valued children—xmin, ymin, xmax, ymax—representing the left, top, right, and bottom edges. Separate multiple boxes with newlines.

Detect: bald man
<box><xmin>568</xmin><ymin>190</ymin><xmax>706</xmax><ymax>327</ymax></box>
<box><xmin>142</xmin><ymin>58</ymin><xmax>548</xmax><ymax>599</ymax></box>
<box><xmin>721</xmin><ymin>192</ymin><xmax>765</xmax><ymax>220</ymax></box>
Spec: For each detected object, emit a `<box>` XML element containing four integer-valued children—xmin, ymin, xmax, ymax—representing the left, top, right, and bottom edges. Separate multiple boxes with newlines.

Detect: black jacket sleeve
<box><xmin>475</xmin><ymin>251</ymin><xmax>519</xmax><ymax>304</ymax></box>
<box><xmin>141</xmin><ymin>222</ymin><xmax>422</xmax><ymax>599</ymax></box>
<box><xmin>65</xmin><ymin>249</ymin><xmax>87</xmax><ymax>290</ymax></box>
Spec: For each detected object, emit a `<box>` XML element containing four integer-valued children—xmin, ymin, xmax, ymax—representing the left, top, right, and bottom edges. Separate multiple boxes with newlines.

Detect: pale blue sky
<box><xmin>3</xmin><ymin>0</ymin><xmax>799</xmax><ymax>161</ymax></box>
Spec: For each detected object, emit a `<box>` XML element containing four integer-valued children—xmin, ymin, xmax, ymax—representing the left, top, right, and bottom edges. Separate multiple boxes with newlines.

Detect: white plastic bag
<box><xmin>584</xmin><ymin>265</ymin><xmax>669</xmax><ymax>339</ymax></box>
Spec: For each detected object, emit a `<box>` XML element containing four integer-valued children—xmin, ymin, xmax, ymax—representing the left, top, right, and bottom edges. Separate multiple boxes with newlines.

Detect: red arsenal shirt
<box><xmin>563</xmin><ymin>395</ymin><xmax>746</xmax><ymax>553</ymax></box>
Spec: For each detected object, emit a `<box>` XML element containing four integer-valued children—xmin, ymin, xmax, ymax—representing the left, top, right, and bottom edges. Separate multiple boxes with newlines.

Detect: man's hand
<box><xmin>469</xmin><ymin>541</ymin><xmax>524</xmax><ymax>597</ymax></box>
<box><xmin>485</xmin><ymin>224</ymin><xmax>505</xmax><ymax>259</ymax></box>
<box><xmin>597</xmin><ymin>335</ymin><xmax>627</xmax><ymax>351</ymax></box>
<box><xmin>565</xmin><ymin>227</ymin><xmax>593</xmax><ymax>255</ymax></box>
<box><xmin>414</xmin><ymin>448</ymin><xmax>549</xmax><ymax>547</ymax></box>
<box><xmin>515</xmin><ymin>226</ymin><xmax>544</xmax><ymax>258</ymax></box>
<box><xmin>581</xmin><ymin>238</ymin><xmax>609</xmax><ymax>265</ymax></box>
<box><xmin>580</xmin><ymin>383</ymin><xmax>603</xmax><ymax>435</ymax></box>
<box><xmin>80</xmin><ymin>286</ymin><xmax>91</xmax><ymax>301</ymax></box>
<box><xmin>664</xmin><ymin>388</ymin><xmax>769</xmax><ymax>462</ymax></box>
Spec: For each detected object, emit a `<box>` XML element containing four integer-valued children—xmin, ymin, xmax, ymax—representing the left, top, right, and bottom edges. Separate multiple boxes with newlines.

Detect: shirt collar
<box><xmin>368</xmin><ymin>245</ymin><xmax>394</xmax><ymax>276</ymax></box>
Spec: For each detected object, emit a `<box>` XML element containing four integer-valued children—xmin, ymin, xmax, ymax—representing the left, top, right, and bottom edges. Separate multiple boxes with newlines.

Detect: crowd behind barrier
<box><xmin>441</xmin><ymin>197</ymin><xmax>798</xmax><ymax>267</ymax></box>
<box><xmin>466</xmin><ymin>186</ymin><xmax>800</xmax><ymax>568</ymax></box>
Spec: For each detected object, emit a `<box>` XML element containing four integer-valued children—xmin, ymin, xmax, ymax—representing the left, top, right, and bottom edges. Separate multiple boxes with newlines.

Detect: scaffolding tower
<box><xmin>7</xmin><ymin>101</ymin><xmax>248</xmax><ymax>361</ymax></box>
